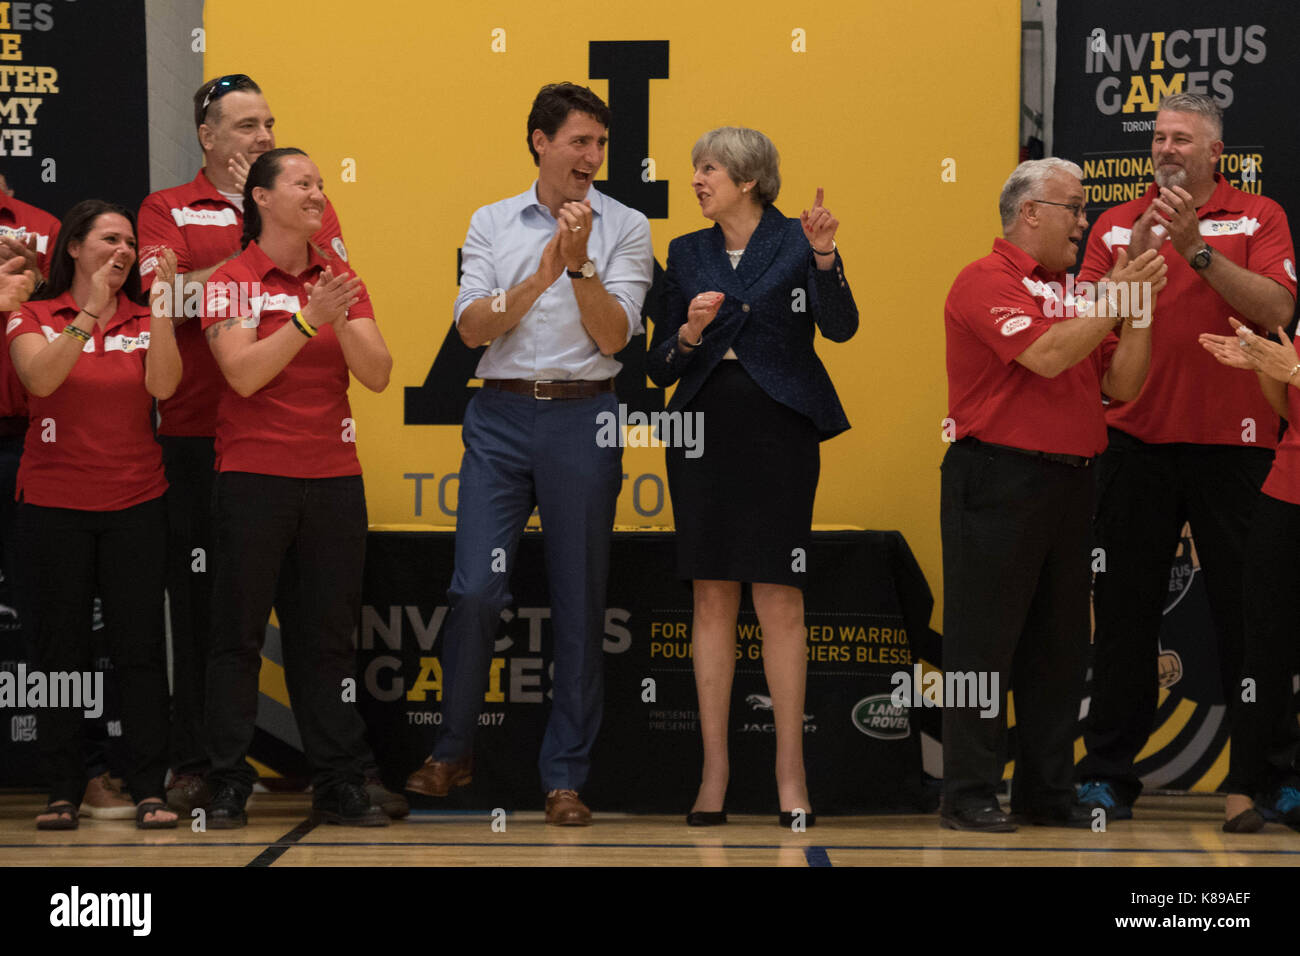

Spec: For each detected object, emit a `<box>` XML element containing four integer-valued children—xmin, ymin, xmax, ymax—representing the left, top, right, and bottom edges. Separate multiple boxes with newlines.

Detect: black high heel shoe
<box><xmin>686</xmin><ymin>810</ymin><xmax>728</xmax><ymax>826</ymax></box>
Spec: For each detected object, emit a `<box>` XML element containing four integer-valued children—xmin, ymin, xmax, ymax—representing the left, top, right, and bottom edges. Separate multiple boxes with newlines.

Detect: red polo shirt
<box><xmin>0</xmin><ymin>194</ymin><xmax>61</xmax><ymax>420</ymax></box>
<box><xmin>5</xmin><ymin>293</ymin><xmax>167</xmax><ymax>510</ymax></box>
<box><xmin>1078</xmin><ymin>174</ymin><xmax>1297</xmax><ymax>448</ymax></box>
<box><xmin>0</xmin><ymin>193</ymin><xmax>59</xmax><ymax>277</ymax></box>
<box><xmin>137</xmin><ymin>169</ymin><xmax>347</xmax><ymax>438</ymax></box>
<box><xmin>201</xmin><ymin>241</ymin><xmax>373</xmax><ymax>478</ymax></box>
<box><xmin>945</xmin><ymin>238</ymin><xmax>1117</xmax><ymax>458</ymax></box>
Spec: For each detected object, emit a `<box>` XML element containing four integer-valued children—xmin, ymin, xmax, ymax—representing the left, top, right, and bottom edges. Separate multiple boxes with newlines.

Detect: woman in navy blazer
<box><xmin>647</xmin><ymin>127</ymin><xmax>857</xmax><ymax>827</ymax></box>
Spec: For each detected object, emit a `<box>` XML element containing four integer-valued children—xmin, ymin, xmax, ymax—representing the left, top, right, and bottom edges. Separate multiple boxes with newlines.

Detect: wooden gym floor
<box><xmin>0</xmin><ymin>791</ymin><xmax>1296</xmax><ymax>866</ymax></box>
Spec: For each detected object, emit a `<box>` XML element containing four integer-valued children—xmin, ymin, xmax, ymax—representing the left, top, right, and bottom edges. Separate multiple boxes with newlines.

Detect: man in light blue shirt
<box><xmin>405</xmin><ymin>83</ymin><xmax>653</xmax><ymax>825</ymax></box>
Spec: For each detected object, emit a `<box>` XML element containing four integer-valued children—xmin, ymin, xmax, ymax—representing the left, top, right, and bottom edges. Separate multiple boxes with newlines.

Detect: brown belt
<box><xmin>483</xmin><ymin>379</ymin><xmax>615</xmax><ymax>400</ymax></box>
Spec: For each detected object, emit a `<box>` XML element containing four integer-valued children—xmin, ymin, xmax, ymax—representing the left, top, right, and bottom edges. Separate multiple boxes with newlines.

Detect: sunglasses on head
<box><xmin>201</xmin><ymin>74</ymin><xmax>254</xmax><ymax>119</ymax></box>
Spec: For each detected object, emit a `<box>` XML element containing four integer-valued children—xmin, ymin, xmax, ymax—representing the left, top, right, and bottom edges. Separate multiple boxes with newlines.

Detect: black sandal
<box><xmin>36</xmin><ymin>802</ymin><xmax>79</xmax><ymax>830</ymax></box>
<box><xmin>136</xmin><ymin>799</ymin><xmax>178</xmax><ymax>830</ymax></box>
<box><xmin>1222</xmin><ymin>808</ymin><xmax>1266</xmax><ymax>833</ymax></box>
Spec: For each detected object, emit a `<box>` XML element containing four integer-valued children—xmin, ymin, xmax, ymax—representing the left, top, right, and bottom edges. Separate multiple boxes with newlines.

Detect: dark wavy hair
<box><xmin>526</xmin><ymin>82</ymin><xmax>610</xmax><ymax>166</ymax></box>
<box><xmin>240</xmin><ymin>147</ymin><xmax>308</xmax><ymax>249</ymax></box>
<box><xmin>40</xmin><ymin>200</ymin><xmax>142</xmax><ymax>304</ymax></box>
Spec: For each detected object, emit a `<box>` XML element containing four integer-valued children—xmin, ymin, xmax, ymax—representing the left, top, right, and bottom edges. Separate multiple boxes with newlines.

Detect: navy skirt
<box><xmin>665</xmin><ymin>362</ymin><xmax>820</xmax><ymax>589</ymax></box>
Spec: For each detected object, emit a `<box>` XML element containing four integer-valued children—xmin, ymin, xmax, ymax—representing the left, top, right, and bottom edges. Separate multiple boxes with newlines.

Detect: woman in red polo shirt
<box><xmin>6</xmin><ymin>200</ymin><xmax>182</xmax><ymax>830</ymax></box>
<box><xmin>200</xmin><ymin>147</ymin><xmax>391</xmax><ymax>828</ymax></box>
<box><xmin>1202</xmin><ymin>319</ymin><xmax>1300</xmax><ymax>832</ymax></box>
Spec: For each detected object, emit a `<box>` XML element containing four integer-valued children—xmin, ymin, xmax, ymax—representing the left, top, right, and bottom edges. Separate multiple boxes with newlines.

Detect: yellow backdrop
<box><xmin>206</xmin><ymin>0</ymin><xmax>1021</xmax><ymax>629</ymax></box>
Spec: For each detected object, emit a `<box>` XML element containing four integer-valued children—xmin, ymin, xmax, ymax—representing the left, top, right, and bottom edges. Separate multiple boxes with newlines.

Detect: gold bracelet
<box><xmin>61</xmin><ymin>324</ymin><xmax>91</xmax><ymax>343</ymax></box>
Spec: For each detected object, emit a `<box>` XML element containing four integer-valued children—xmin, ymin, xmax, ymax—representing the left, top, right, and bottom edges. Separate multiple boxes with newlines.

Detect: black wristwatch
<box><xmin>566</xmin><ymin>259</ymin><xmax>596</xmax><ymax>279</ymax></box>
<box><xmin>1190</xmin><ymin>245</ymin><xmax>1214</xmax><ymax>271</ymax></box>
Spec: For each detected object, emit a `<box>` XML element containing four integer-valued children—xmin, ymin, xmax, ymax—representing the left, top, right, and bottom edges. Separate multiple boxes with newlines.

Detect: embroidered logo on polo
<box><xmin>1285</xmin><ymin>258</ymin><xmax>1296</xmax><ymax>282</ymax></box>
<box><xmin>1000</xmin><ymin>315</ymin><xmax>1033</xmax><ymax>336</ymax></box>
<box><xmin>104</xmin><ymin>332</ymin><xmax>151</xmax><ymax>353</ymax></box>
<box><xmin>5</xmin><ymin>316</ymin><xmax>21</xmax><ymax>335</ymax></box>
<box><xmin>1200</xmin><ymin>216</ymin><xmax>1260</xmax><ymax>237</ymax></box>
<box><xmin>331</xmin><ymin>237</ymin><xmax>348</xmax><ymax>262</ymax></box>
<box><xmin>169</xmin><ymin>206</ymin><xmax>239</xmax><ymax>228</ymax></box>
<box><xmin>0</xmin><ymin>225</ymin><xmax>47</xmax><ymax>254</ymax></box>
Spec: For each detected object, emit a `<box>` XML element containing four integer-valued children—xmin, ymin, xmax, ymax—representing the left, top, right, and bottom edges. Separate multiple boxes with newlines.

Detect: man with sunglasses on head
<box><xmin>136</xmin><ymin>75</ymin><xmax>406</xmax><ymax>822</ymax></box>
<box><xmin>1074</xmin><ymin>92</ymin><xmax>1298</xmax><ymax>823</ymax></box>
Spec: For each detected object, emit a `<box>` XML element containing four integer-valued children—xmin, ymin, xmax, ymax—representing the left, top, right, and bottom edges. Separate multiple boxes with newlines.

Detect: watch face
<box><xmin>580</xmin><ymin>260</ymin><xmax>596</xmax><ymax>277</ymax></box>
<box><xmin>1194</xmin><ymin>248</ymin><xmax>1212</xmax><ymax>269</ymax></box>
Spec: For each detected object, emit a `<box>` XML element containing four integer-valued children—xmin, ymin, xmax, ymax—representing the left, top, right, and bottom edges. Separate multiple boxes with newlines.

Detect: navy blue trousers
<box><xmin>432</xmin><ymin>387</ymin><xmax>621</xmax><ymax>793</ymax></box>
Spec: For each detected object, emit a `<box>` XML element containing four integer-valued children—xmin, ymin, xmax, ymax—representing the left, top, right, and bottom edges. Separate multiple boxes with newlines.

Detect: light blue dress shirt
<box><xmin>453</xmin><ymin>182</ymin><xmax>654</xmax><ymax>381</ymax></box>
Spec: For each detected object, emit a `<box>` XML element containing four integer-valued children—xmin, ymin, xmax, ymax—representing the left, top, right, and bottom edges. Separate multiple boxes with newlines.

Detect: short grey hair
<box><xmin>998</xmin><ymin>157</ymin><xmax>1084</xmax><ymax>229</ymax></box>
<box><xmin>691</xmin><ymin>127</ymin><xmax>781</xmax><ymax>205</ymax></box>
<box><xmin>1157</xmin><ymin>91</ymin><xmax>1224</xmax><ymax>140</ymax></box>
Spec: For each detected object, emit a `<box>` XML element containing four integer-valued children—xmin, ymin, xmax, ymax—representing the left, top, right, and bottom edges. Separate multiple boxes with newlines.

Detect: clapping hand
<box><xmin>1200</xmin><ymin>317</ymin><xmax>1300</xmax><ymax>384</ymax></box>
<box><xmin>0</xmin><ymin>233</ymin><xmax>39</xmax><ymax>278</ymax></box>
<box><xmin>302</xmin><ymin>267</ymin><xmax>362</xmax><ymax>330</ymax></box>
<box><xmin>229</xmin><ymin>153</ymin><xmax>252</xmax><ymax>194</ymax></box>
<box><xmin>0</xmin><ymin>255</ymin><xmax>35</xmax><ymax>311</ymax></box>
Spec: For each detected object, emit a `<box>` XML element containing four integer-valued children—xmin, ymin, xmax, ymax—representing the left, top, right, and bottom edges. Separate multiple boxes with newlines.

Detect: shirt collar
<box><xmin>242</xmin><ymin>239</ymin><xmax>331</xmax><ymax>281</ymax></box>
<box><xmin>194</xmin><ymin>168</ymin><xmax>235</xmax><ymax>206</ymax></box>
<box><xmin>520</xmin><ymin>180</ymin><xmax>606</xmax><ymax>220</ymax></box>
<box><xmin>992</xmin><ymin>236</ymin><xmax>1062</xmax><ymax>283</ymax></box>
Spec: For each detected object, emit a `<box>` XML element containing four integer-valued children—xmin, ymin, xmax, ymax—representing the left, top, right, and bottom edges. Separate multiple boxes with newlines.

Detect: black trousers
<box><xmin>1224</xmin><ymin>491</ymin><xmax>1300</xmax><ymax>797</ymax></box>
<box><xmin>160</xmin><ymin>435</ymin><xmax>216</xmax><ymax>775</ymax></box>
<box><xmin>1078</xmin><ymin>428</ymin><xmax>1273</xmax><ymax>803</ymax></box>
<box><xmin>940</xmin><ymin>439</ymin><xmax>1093</xmax><ymax>815</ymax></box>
<box><xmin>204</xmin><ymin>472</ymin><xmax>370</xmax><ymax>799</ymax></box>
<box><xmin>20</xmin><ymin>497</ymin><xmax>169</xmax><ymax>805</ymax></box>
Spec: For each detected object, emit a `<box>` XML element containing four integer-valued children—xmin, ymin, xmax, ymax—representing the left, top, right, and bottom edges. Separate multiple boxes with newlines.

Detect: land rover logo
<box><xmin>852</xmin><ymin>694</ymin><xmax>909</xmax><ymax>740</ymax></box>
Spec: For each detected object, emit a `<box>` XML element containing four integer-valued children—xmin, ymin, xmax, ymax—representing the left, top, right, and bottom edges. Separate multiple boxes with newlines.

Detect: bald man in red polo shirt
<box><xmin>939</xmin><ymin>157</ymin><xmax>1167</xmax><ymax>831</ymax></box>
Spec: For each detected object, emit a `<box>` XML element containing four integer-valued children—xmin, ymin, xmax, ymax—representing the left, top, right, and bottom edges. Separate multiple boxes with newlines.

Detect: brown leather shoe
<box><xmin>404</xmin><ymin>755</ymin><xmax>473</xmax><ymax>797</ymax></box>
<box><xmin>545</xmin><ymin>789</ymin><xmax>592</xmax><ymax>826</ymax></box>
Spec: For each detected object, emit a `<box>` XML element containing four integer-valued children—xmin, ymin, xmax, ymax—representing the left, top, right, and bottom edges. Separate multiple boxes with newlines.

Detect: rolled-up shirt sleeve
<box><xmin>453</xmin><ymin>206</ymin><xmax>499</xmax><ymax>326</ymax></box>
<box><xmin>600</xmin><ymin>213</ymin><xmax>654</xmax><ymax>345</ymax></box>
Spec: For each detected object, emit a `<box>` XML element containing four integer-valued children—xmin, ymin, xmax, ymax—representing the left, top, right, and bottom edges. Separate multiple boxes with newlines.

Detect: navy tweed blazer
<box><xmin>646</xmin><ymin>204</ymin><xmax>858</xmax><ymax>440</ymax></box>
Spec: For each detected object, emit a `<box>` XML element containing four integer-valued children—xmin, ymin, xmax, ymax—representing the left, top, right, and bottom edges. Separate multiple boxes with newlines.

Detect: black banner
<box><xmin>355</xmin><ymin>531</ymin><xmax>932</xmax><ymax>814</ymax></box>
<box><xmin>0</xmin><ymin>0</ymin><xmax>149</xmax><ymax>218</ymax></box>
<box><xmin>1053</xmin><ymin>0</ymin><xmax>1300</xmax><ymax>258</ymax></box>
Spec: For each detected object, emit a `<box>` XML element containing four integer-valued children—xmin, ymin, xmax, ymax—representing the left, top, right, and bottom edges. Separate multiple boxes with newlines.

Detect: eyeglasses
<box><xmin>200</xmin><ymin>74</ymin><xmax>254</xmax><ymax>119</ymax></box>
<box><xmin>1032</xmin><ymin>199</ymin><xmax>1086</xmax><ymax>219</ymax></box>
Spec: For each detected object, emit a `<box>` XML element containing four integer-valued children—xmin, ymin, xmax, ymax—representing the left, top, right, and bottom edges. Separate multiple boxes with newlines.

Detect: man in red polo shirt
<box><xmin>136</xmin><ymin>76</ymin><xmax>404</xmax><ymax>819</ymax></box>
<box><xmin>1075</xmin><ymin>93</ymin><xmax>1298</xmax><ymax>821</ymax></box>
<box><xmin>940</xmin><ymin>157</ymin><xmax>1167</xmax><ymax>831</ymax></box>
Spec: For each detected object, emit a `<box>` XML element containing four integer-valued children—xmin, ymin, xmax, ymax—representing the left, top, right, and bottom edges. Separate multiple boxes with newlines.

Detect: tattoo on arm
<box><xmin>204</xmin><ymin>316</ymin><xmax>244</xmax><ymax>342</ymax></box>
